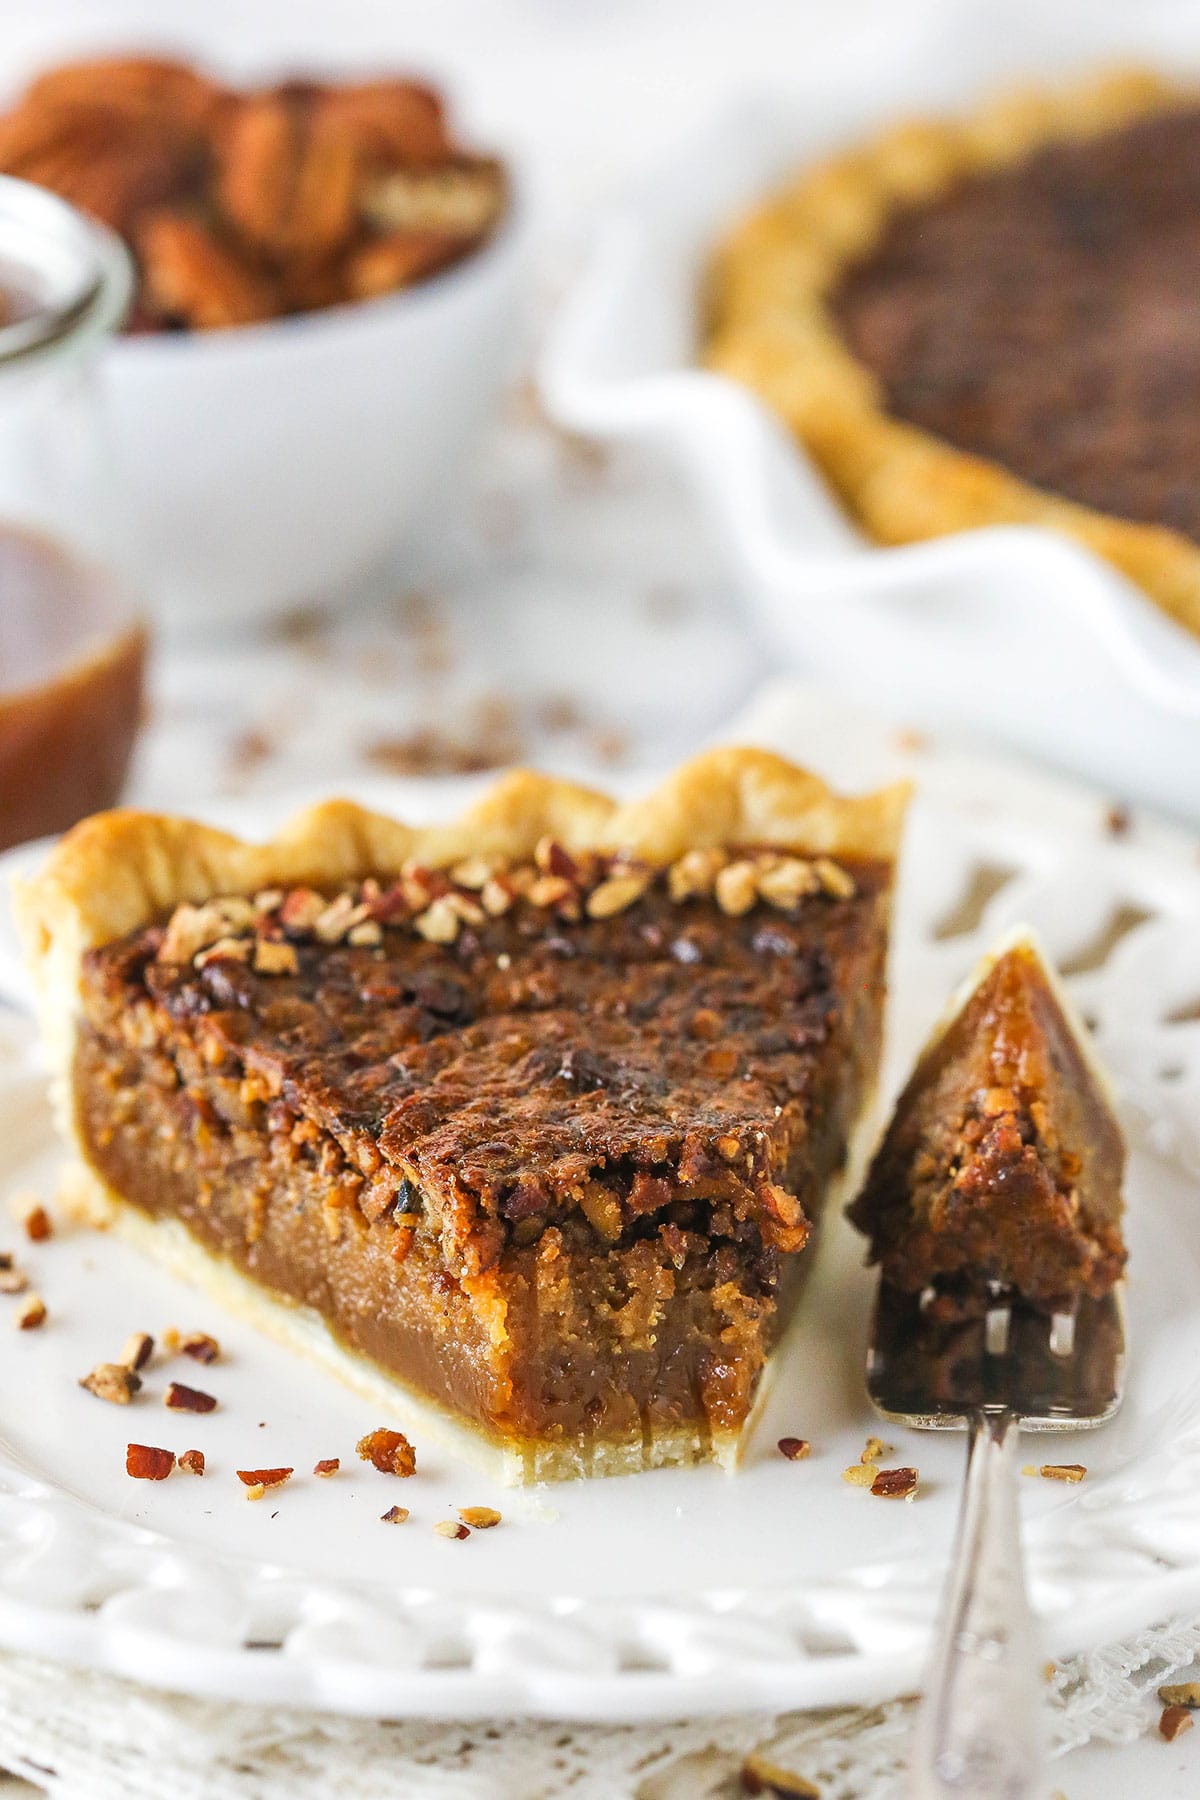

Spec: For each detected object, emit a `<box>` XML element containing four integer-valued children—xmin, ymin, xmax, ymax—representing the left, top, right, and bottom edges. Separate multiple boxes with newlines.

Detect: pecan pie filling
<box><xmin>834</xmin><ymin>105</ymin><xmax>1200</xmax><ymax>541</ymax></box>
<box><xmin>849</xmin><ymin>940</ymin><xmax>1125</xmax><ymax>1316</ymax></box>
<box><xmin>73</xmin><ymin>844</ymin><xmax>892</xmax><ymax>1468</ymax></box>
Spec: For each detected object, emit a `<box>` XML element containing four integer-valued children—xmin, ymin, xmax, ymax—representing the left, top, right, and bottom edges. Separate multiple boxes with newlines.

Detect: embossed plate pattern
<box><xmin>0</xmin><ymin>729</ymin><xmax>1198</xmax><ymax>1719</ymax></box>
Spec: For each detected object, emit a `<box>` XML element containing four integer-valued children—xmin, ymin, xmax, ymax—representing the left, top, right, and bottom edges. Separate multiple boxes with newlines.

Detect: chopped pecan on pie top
<box><xmin>705</xmin><ymin>67</ymin><xmax>1200</xmax><ymax>642</ymax></box>
<box><xmin>17</xmin><ymin>749</ymin><xmax>908</xmax><ymax>1483</ymax></box>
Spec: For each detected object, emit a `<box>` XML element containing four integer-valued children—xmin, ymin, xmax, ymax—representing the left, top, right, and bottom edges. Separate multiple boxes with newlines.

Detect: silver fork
<box><xmin>866</xmin><ymin>1281</ymin><xmax>1126</xmax><ymax>1798</ymax></box>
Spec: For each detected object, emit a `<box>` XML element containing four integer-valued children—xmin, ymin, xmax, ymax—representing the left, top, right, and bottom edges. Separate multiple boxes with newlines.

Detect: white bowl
<box><xmin>105</xmin><ymin>213</ymin><xmax>526</xmax><ymax>632</ymax></box>
<box><xmin>540</xmin><ymin>98</ymin><xmax>1200</xmax><ymax>826</ymax></box>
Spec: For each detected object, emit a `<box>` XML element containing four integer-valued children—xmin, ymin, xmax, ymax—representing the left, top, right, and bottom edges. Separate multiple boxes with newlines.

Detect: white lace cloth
<box><xmin>0</xmin><ymin>1619</ymin><xmax>1197</xmax><ymax>1798</ymax></box>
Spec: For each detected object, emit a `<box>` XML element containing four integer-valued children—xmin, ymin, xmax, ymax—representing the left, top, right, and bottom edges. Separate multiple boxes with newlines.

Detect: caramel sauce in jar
<box><xmin>0</xmin><ymin>526</ymin><xmax>146</xmax><ymax>850</ymax></box>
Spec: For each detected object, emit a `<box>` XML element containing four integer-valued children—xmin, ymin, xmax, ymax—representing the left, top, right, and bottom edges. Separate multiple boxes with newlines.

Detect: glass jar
<box><xmin>0</xmin><ymin>174</ymin><xmax>145</xmax><ymax>852</ymax></box>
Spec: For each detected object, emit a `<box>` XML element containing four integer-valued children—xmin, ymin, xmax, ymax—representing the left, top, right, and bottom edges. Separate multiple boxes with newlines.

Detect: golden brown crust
<box><xmin>704</xmin><ymin>66</ymin><xmax>1200</xmax><ymax>641</ymax></box>
<box><xmin>16</xmin><ymin>745</ymin><xmax>908</xmax><ymax>1034</ymax></box>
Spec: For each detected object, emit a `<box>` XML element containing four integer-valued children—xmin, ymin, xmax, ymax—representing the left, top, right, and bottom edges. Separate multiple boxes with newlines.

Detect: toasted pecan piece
<box><xmin>345</xmin><ymin>230</ymin><xmax>466</xmax><ymax>301</ymax></box>
<box><xmin>22</xmin><ymin>1204</ymin><xmax>52</xmax><ymax>1242</ymax></box>
<box><xmin>319</xmin><ymin>79</ymin><xmax>449</xmax><ymax>168</ymax></box>
<box><xmin>356</xmin><ymin>1427</ymin><xmax>416</xmax><ymax>1476</ymax></box>
<box><xmin>127</xmin><ymin>1443</ymin><xmax>174</xmax><ymax>1480</ymax></box>
<box><xmin>0</xmin><ymin>100</ymin><xmax>200</xmax><ymax>234</ymax></box>
<box><xmin>80</xmin><ymin>1361</ymin><xmax>142</xmax><ymax>1404</ymax></box>
<box><xmin>121</xmin><ymin>1330</ymin><xmax>155</xmax><ymax>1370</ymax></box>
<box><xmin>215</xmin><ymin>88</ymin><xmax>359</xmax><ymax>260</ymax></box>
<box><xmin>26</xmin><ymin>56</ymin><xmax>226</xmax><ymax>136</ymax></box>
<box><xmin>15</xmin><ymin>1293</ymin><xmax>46</xmax><ymax>1329</ymax></box>
<box><xmin>138</xmin><ymin>212</ymin><xmax>280</xmax><ymax>329</ymax></box>
<box><xmin>458</xmin><ymin>1506</ymin><xmax>501</xmax><ymax>1529</ymax></box>
<box><xmin>360</xmin><ymin>155</ymin><xmax>505</xmax><ymax>239</ymax></box>
<box><xmin>1160</xmin><ymin>1704</ymin><xmax>1194</xmax><ymax>1742</ymax></box>
<box><xmin>0</xmin><ymin>1255</ymin><xmax>28</xmax><ymax>1295</ymax></box>
<box><xmin>164</xmin><ymin>1380</ymin><xmax>217</xmax><ymax>1413</ymax></box>
<box><xmin>178</xmin><ymin>1448</ymin><xmax>206</xmax><ymax>1475</ymax></box>
<box><xmin>237</xmin><ymin>1466</ymin><xmax>292</xmax><ymax>1493</ymax></box>
<box><xmin>776</xmin><ymin>1437</ymin><xmax>811</xmax><ymax>1461</ymax></box>
<box><xmin>1159</xmin><ymin>1681</ymin><xmax>1200</xmax><ymax>1709</ymax></box>
<box><xmin>870</xmin><ymin>1466</ymin><xmax>920</xmax><ymax>1499</ymax></box>
<box><xmin>740</xmin><ymin>1752</ymin><xmax>821</xmax><ymax>1797</ymax></box>
<box><xmin>179</xmin><ymin>1330</ymin><xmax>220</xmax><ymax>1364</ymax></box>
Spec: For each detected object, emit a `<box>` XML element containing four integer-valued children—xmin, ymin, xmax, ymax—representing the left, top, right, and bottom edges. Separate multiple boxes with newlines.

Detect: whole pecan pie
<box><xmin>17</xmin><ymin>749</ymin><xmax>908</xmax><ymax>1482</ymax></box>
<box><xmin>706</xmin><ymin>68</ymin><xmax>1200</xmax><ymax>641</ymax></box>
<box><xmin>849</xmin><ymin>933</ymin><xmax>1126</xmax><ymax>1316</ymax></box>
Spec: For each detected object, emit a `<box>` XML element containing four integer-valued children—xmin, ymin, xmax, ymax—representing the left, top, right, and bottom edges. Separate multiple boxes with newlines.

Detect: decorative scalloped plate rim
<box><xmin>2</xmin><ymin>720</ymin><xmax>1199</xmax><ymax>1721</ymax></box>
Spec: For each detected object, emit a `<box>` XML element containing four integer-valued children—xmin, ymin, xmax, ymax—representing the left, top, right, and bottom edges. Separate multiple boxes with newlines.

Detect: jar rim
<box><xmin>0</xmin><ymin>174</ymin><xmax>132</xmax><ymax>365</ymax></box>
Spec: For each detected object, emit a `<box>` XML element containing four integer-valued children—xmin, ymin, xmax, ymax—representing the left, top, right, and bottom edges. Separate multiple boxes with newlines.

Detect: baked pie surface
<box><xmin>18</xmin><ymin>749</ymin><xmax>908</xmax><ymax>1482</ymax></box>
<box><xmin>849</xmin><ymin>934</ymin><xmax>1126</xmax><ymax>1316</ymax></box>
<box><xmin>705</xmin><ymin>68</ymin><xmax>1200</xmax><ymax>641</ymax></box>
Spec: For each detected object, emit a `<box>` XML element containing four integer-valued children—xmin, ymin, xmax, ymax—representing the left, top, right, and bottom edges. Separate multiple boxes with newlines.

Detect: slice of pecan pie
<box><xmin>18</xmin><ymin>749</ymin><xmax>907</xmax><ymax>1482</ymax></box>
<box><xmin>706</xmin><ymin>67</ymin><xmax>1200</xmax><ymax>640</ymax></box>
<box><xmin>849</xmin><ymin>932</ymin><xmax>1125</xmax><ymax>1317</ymax></box>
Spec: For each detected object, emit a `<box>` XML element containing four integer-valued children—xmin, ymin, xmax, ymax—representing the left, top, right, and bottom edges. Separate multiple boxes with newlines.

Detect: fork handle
<box><xmin>909</xmin><ymin>1409</ymin><xmax>1045</xmax><ymax>1798</ymax></box>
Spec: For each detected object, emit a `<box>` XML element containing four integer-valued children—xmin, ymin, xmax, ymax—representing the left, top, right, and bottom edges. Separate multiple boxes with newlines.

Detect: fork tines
<box><xmin>867</xmin><ymin>1280</ymin><xmax>1124</xmax><ymax>1430</ymax></box>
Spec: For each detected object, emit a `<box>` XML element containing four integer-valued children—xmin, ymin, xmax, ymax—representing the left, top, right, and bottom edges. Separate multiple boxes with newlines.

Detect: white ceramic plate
<box><xmin>1</xmin><ymin>733</ymin><xmax>1199</xmax><ymax>1721</ymax></box>
<box><xmin>539</xmin><ymin>95</ymin><xmax>1200</xmax><ymax>825</ymax></box>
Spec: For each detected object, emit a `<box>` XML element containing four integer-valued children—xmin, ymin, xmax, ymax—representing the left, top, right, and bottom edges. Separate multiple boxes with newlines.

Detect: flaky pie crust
<box><xmin>704</xmin><ymin>67</ymin><xmax>1200</xmax><ymax>641</ymax></box>
<box><xmin>15</xmin><ymin>747</ymin><xmax>909</xmax><ymax>1481</ymax></box>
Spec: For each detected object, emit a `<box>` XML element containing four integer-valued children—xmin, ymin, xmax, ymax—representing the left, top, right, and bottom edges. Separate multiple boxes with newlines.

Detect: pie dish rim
<box><xmin>703</xmin><ymin>63</ymin><xmax>1200</xmax><ymax>642</ymax></box>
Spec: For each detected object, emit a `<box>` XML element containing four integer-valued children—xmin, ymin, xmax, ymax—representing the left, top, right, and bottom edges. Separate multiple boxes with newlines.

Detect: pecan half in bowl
<box><xmin>0</xmin><ymin>54</ymin><xmax>523</xmax><ymax>627</ymax></box>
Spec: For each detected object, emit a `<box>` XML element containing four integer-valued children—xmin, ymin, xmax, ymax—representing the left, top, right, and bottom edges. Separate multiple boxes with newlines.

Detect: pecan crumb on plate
<box><xmin>1160</xmin><ymin>1705</ymin><xmax>1194</xmax><ymax>1742</ymax></box>
<box><xmin>776</xmin><ymin>1437</ymin><xmax>811</xmax><ymax>1461</ymax></box>
<box><xmin>15</xmin><ymin>1293</ymin><xmax>46</xmax><ymax>1329</ymax></box>
<box><xmin>870</xmin><ymin>1466</ymin><xmax>920</xmax><ymax>1499</ymax></box>
<box><xmin>380</xmin><ymin>1505</ymin><xmax>409</xmax><ymax>1525</ymax></box>
<box><xmin>127</xmin><ymin>1443</ymin><xmax>174</xmax><ymax>1480</ymax></box>
<box><xmin>22</xmin><ymin>1204</ymin><xmax>52</xmax><ymax>1241</ymax></box>
<box><xmin>313</xmin><ymin>1457</ymin><xmax>340</xmax><ymax>1478</ymax></box>
<box><xmin>178</xmin><ymin>1448</ymin><xmax>206</xmax><ymax>1475</ymax></box>
<box><xmin>860</xmin><ymin>1436</ymin><xmax>892</xmax><ymax>1464</ymax></box>
<box><xmin>458</xmin><ymin>1506</ymin><xmax>501</xmax><ymax>1528</ymax></box>
<box><xmin>841</xmin><ymin>1464</ymin><xmax>875</xmax><ymax>1488</ymax></box>
<box><xmin>434</xmin><ymin>1519</ymin><xmax>469</xmax><ymax>1540</ymax></box>
<box><xmin>0</xmin><ymin>1255</ymin><xmax>28</xmax><ymax>1295</ymax></box>
<box><xmin>1039</xmin><ymin>1464</ymin><xmax>1086</xmax><ymax>1483</ymax></box>
<box><xmin>80</xmin><ymin>1361</ymin><xmax>142</xmax><ymax>1404</ymax></box>
<box><xmin>356</xmin><ymin>1427</ymin><xmax>416</xmax><ymax>1476</ymax></box>
<box><xmin>121</xmin><ymin>1330</ymin><xmax>155</xmax><ymax>1370</ymax></box>
<box><xmin>164</xmin><ymin>1380</ymin><xmax>217</xmax><ymax>1413</ymax></box>
<box><xmin>237</xmin><ymin>1467</ymin><xmax>292</xmax><ymax>1496</ymax></box>
<box><xmin>180</xmin><ymin>1331</ymin><xmax>220</xmax><ymax>1364</ymax></box>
